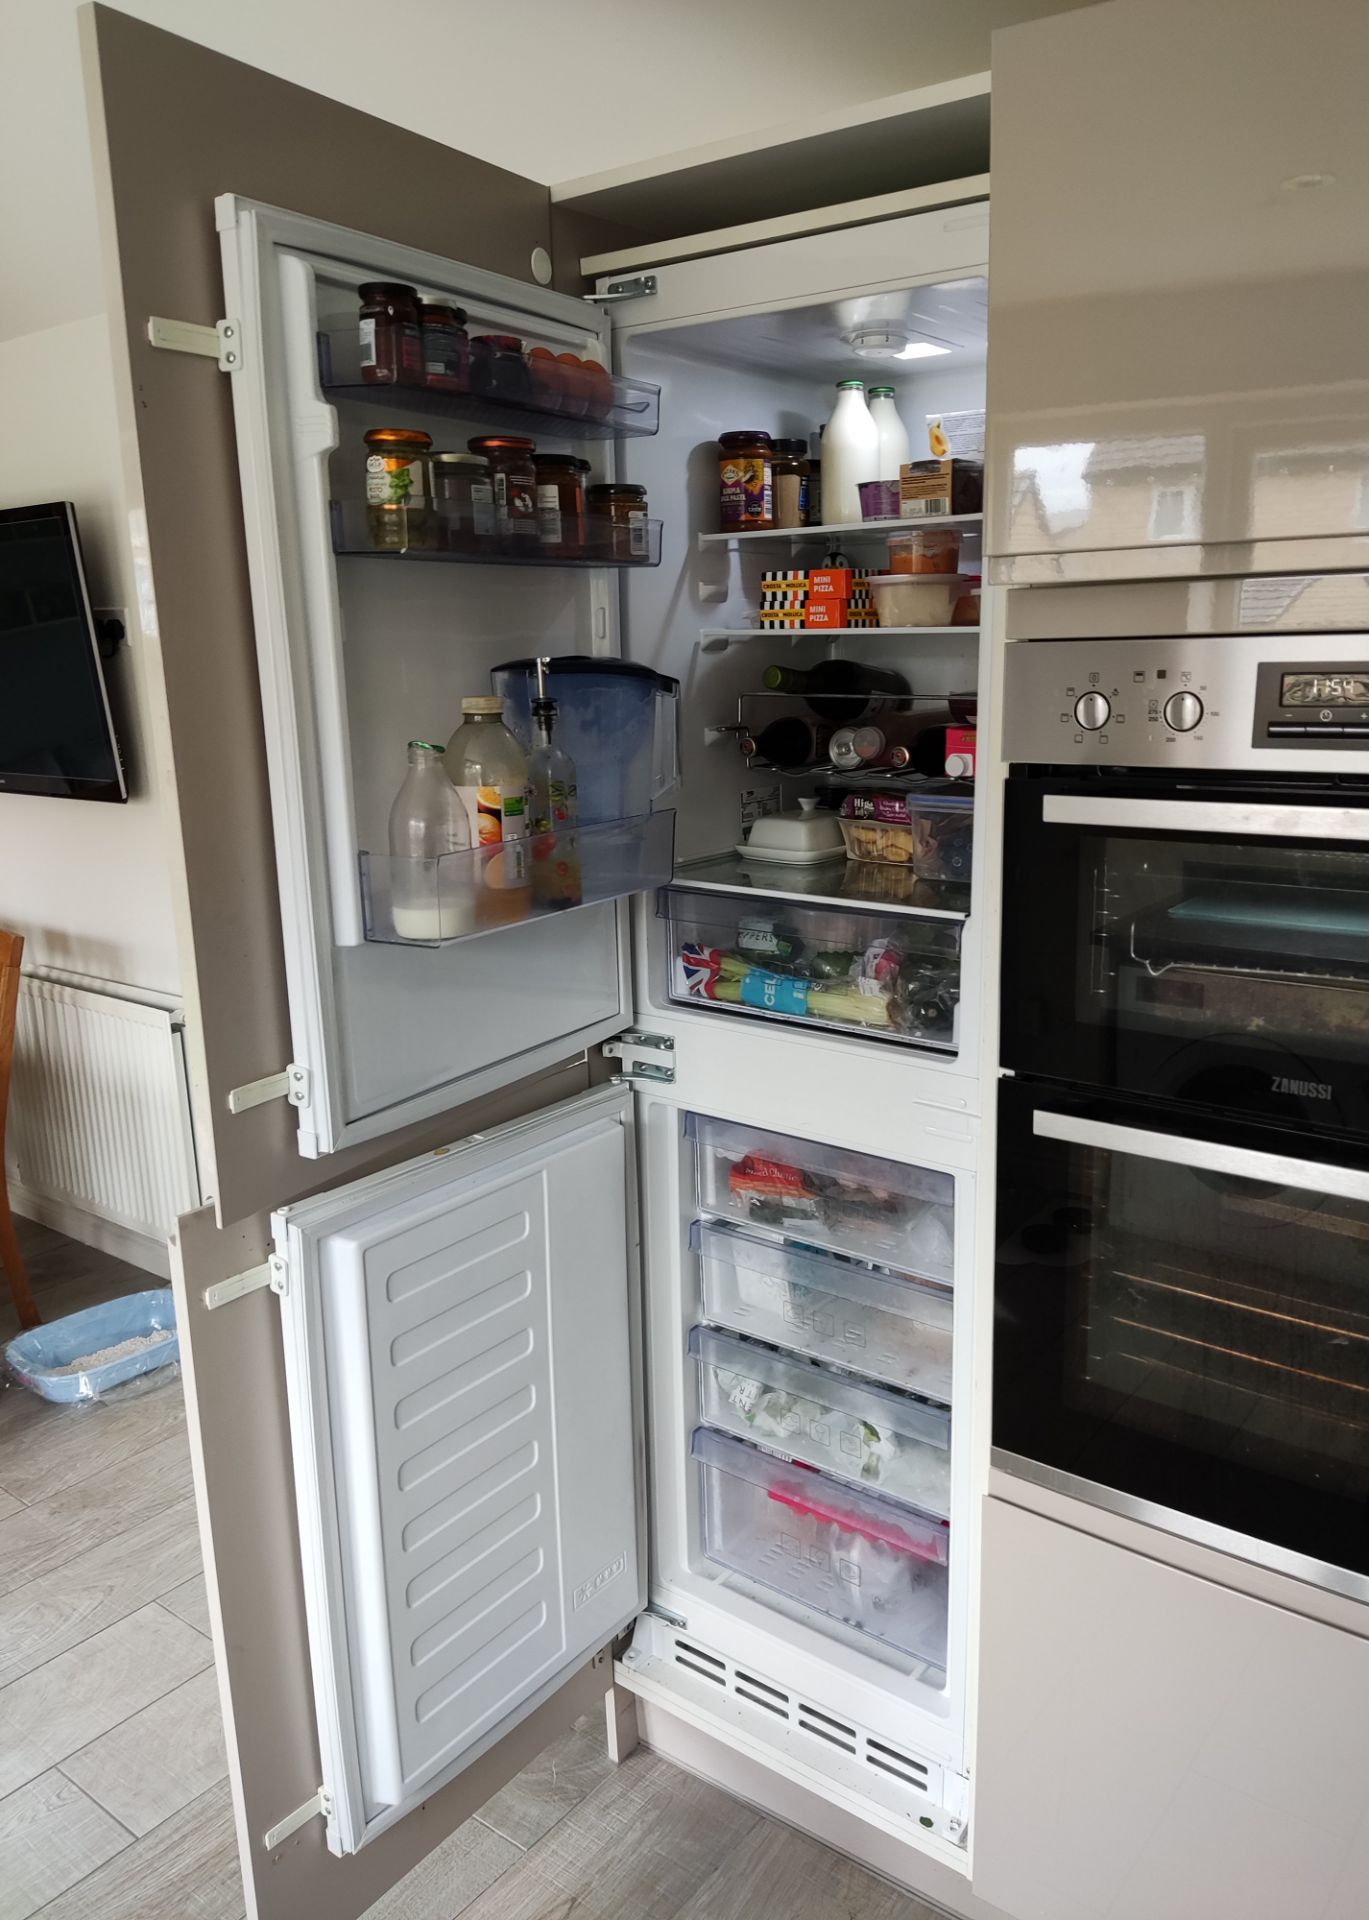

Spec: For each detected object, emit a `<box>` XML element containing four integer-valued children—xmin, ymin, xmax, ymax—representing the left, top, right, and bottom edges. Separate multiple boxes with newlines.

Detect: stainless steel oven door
<box><xmin>993</xmin><ymin>1079</ymin><xmax>1369</xmax><ymax>1601</ymax></box>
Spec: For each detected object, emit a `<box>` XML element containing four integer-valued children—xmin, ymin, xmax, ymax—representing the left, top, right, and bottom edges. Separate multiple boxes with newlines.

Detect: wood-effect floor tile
<box><xmin>474</xmin><ymin>1713</ymin><xmax>614</xmax><ymax>1850</ymax></box>
<box><xmin>0</xmin><ymin>1432</ymin><xmax>194</xmax><ymax>1599</ymax></box>
<box><xmin>158</xmin><ymin>1571</ymin><xmax>211</xmax><ymax>1639</ymax></box>
<box><xmin>62</xmin><ymin>1667</ymin><xmax>226</xmax><ymax>1838</ymax></box>
<box><xmin>30</xmin><ymin>1779</ymin><xmax>243</xmax><ymax>1920</ymax></box>
<box><xmin>0</xmin><ymin>1376</ymin><xmax>185</xmax><ymax>1508</ymax></box>
<box><xmin>674</xmin><ymin>1816</ymin><xmax>946</xmax><ymax>1920</ymax></box>
<box><xmin>360</xmin><ymin>1813</ymin><xmax>523</xmax><ymax>1920</ymax></box>
<box><xmin>0</xmin><ymin>1769</ymin><xmax>130</xmax><ymax>1920</ymax></box>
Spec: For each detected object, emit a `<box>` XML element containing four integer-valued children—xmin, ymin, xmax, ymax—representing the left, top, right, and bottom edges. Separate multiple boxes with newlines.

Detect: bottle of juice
<box><xmin>445</xmin><ymin>696</ymin><xmax>530</xmax><ymax>926</ymax></box>
<box><xmin>527</xmin><ymin>661</ymin><xmax>582</xmax><ymax>909</ymax></box>
<box><xmin>387</xmin><ymin>740</ymin><xmax>473</xmax><ymax>940</ymax></box>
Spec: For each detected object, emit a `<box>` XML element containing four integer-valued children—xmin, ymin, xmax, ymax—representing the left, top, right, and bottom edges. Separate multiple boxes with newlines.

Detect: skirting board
<box><xmin>634</xmin><ymin>1700</ymin><xmax>1005</xmax><ymax>1920</ymax></box>
<box><xmin>10</xmin><ymin>1182</ymin><xmax>171</xmax><ymax>1279</ymax></box>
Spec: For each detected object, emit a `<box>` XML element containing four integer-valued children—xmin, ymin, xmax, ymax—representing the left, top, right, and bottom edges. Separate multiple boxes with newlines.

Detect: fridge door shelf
<box><xmin>689</xmin><ymin>1114</ymin><xmax>956</xmax><ymax>1274</ymax></box>
<box><xmin>665</xmin><ymin>885</ymin><xmax>961</xmax><ymax>1052</ymax></box>
<box><xmin>331</xmin><ymin>500</ymin><xmax>663</xmax><ymax>568</ymax></box>
<box><xmin>690</xmin><ymin>1323</ymin><xmax>952</xmax><ymax>1519</ymax></box>
<box><xmin>692</xmin><ymin>1218</ymin><xmax>954</xmax><ymax>1398</ymax></box>
<box><xmin>319</xmin><ymin>327</ymin><xmax>661</xmax><ymax>439</ymax></box>
<box><xmin>692</xmin><ymin>1427</ymin><xmax>950</xmax><ymax>1670</ymax></box>
<box><xmin>360</xmin><ymin>809</ymin><xmax>675</xmax><ymax>947</ymax></box>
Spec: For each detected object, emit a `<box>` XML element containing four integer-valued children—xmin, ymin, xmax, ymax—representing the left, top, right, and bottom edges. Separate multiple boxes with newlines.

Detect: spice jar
<box><xmin>469</xmin><ymin>334</ymin><xmax>532</xmax><ymax>405</ymax></box>
<box><xmin>358</xmin><ymin>283</ymin><xmax>423</xmax><ymax>386</ymax></box>
<box><xmin>533</xmin><ymin>454</ymin><xmax>590</xmax><ymax>558</ymax></box>
<box><xmin>718</xmin><ymin>430</ymin><xmax>774</xmax><ymax>531</ymax></box>
<box><xmin>772</xmin><ymin>438</ymin><xmax>810</xmax><ymax>530</ymax></box>
<box><xmin>419</xmin><ymin>300</ymin><xmax>469</xmax><ymax>392</ymax></box>
<box><xmin>430</xmin><ymin>452</ymin><xmax>495</xmax><ymax>552</ymax></box>
<box><xmin>469</xmin><ymin>435</ymin><xmax>538</xmax><ymax>549</ymax></box>
<box><xmin>588</xmin><ymin>482</ymin><xmax>650</xmax><ymax>562</ymax></box>
<box><xmin>364</xmin><ymin>428</ymin><xmax>432</xmax><ymax>549</ymax></box>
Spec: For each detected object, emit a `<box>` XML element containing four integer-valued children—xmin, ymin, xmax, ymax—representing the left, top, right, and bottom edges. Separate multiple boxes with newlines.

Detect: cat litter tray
<box><xmin>6</xmin><ymin>1289</ymin><xmax>179</xmax><ymax>1403</ymax></box>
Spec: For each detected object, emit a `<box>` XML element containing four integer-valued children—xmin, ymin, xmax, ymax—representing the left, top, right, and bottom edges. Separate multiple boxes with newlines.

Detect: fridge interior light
<box><xmin>843</xmin><ymin>327</ymin><xmax>951</xmax><ymax>361</ymax></box>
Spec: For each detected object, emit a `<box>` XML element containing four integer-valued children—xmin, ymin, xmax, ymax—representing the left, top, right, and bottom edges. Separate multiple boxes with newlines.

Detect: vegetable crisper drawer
<box><xmin>689</xmin><ymin>1113</ymin><xmax>955</xmax><ymax>1276</ymax></box>
<box><xmin>663</xmin><ymin>886</ymin><xmax>961</xmax><ymax>1051</ymax></box>
<box><xmin>690</xmin><ymin>1325</ymin><xmax>951</xmax><ymax>1518</ymax></box>
<box><xmin>692</xmin><ymin>1428</ymin><xmax>949</xmax><ymax>1669</ymax></box>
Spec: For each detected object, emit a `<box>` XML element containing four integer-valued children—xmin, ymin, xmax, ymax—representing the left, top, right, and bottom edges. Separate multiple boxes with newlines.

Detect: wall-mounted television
<box><xmin>0</xmin><ymin>501</ymin><xmax>127</xmax><ymax>802</ymax></box>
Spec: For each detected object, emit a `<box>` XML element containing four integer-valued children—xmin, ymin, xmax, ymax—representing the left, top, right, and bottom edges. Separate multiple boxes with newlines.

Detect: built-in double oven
<box><xmin>993</xmin><ymin>633</ymin><xmax>1369</xmax><ymax>1601</ymax></box>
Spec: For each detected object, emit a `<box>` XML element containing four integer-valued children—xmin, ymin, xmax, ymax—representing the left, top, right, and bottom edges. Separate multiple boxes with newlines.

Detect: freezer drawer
<box><xmin>691</xmin><ymin>1428</ymin><xmax>949</xmax><ymax>1669</ymax></box>
<box><xmin>663</xmin><ymin>885</ymin><xmax>961</xmax><ymax>1051</ymax></box>
<box><xmin>690</xmin><ymin>1113</ymin><xmax>956</xmax><ymax>1275</ymax></box>
<box><xmin>690</xmin><ymin>1325</ymin><xmax>951</xmax><ymax>1518</ymax></box>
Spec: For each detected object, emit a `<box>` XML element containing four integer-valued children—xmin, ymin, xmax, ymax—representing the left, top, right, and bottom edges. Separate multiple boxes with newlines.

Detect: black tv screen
<box><xmin>0</xmin><ymin>501</ymin><xmax>126</xmax><ymax>802</ymax></box>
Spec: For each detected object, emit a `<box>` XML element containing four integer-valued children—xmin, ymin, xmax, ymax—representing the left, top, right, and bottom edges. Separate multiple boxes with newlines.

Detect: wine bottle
<box><xmin>740</xmin><ymin>715</ymin><xmax>833</xmax><ymax>769</ymax></box>
<box><xmin>761</xmin><ymin>659</ymin><xmax>911</xmax><ymax>723</ymax></box>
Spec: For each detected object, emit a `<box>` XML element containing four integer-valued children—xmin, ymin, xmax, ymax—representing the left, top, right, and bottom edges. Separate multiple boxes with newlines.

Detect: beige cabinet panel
<box><xmin>973</xmin><ymin>1498</ymin><xmax>1369</xmax><ymax>1920</ymax></box>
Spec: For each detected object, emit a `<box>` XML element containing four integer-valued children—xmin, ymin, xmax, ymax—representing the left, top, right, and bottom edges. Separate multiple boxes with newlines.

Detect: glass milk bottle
<box><xmin>445</xmin><ymin>695</ymin><xmax>531</xmax><ymax>926</ymax></box>
<box><xmin>387</xmin><ymin>741</ymin><xmax>473</xmax><ymax>940</ymax></box>
<box><xmin>868</xmin><ymin>385</ymin><xmax>910</xmax><ymax>484</ymax></box>
<box><xmin>822</xmin><ymin>380</ymin><xmax>880</xmax><ymax>523</ymax></box>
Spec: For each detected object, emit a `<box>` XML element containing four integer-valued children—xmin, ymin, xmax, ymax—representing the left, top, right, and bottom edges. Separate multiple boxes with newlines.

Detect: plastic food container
<box><xmin>857</xmin><ymin>479</ymin><xmax>900</xmax><ymax>520</ymax></box>
<box><xmin>838</xmin><ymin>793</ymin><xmax>974</xmax><ymax>882</ymax></box>
<box><xmin>888</xmin><ymin>528</ymin><xmax>962</xmax><ymax>575</ymax></box>
<box><xmin>692</xmin><ymin>1427</ymin><xmax>950</xmax><ymax>1667</ymax></box>
<box><xmin>6</xmin><ymin>1289</ymin><xmax>179</xmax><ymax>1403</ymax></box>
<box><xmin>690</xmin><ymin>1113</ymin><xmax>956</xmax><ymax>1271</ymax></box>
<box><xmin>691</xmin><ymin>1324</ymin><xmax>952</xmax><ymax>1513</ymax></box>
<box><xmin>693</xmin><ymin>1217</ymin><xmax>954</xmax><ymax>1392</ymax></box>
<box><xmin>739</xmin><ymin>799</ymin><xmax>845</xmax><ymax>865</ymax></box>
<box><xmin>868</xmin><ymin>573</ymin><xmax>965</xmax><ymax>628</ymax></box>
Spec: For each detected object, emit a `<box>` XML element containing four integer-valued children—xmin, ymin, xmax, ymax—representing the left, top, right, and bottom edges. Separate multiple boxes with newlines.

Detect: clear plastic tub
<box><xmin>692</xmin><ymin>1427</ymin><xmax>949</xmax><ymax>1667</ymax></box>
<box><xmin>689</xmin><ymin>1114</ymin><xmax>955</xmax><ymax>1274</ymax></box>
<box><xmin>837</xmin><ymin>795</ymin><xmax>974</xmax><ymax>882</ymax></box>
<box><xmin>690</xmin><ymin>1324</ymin><xmax>951</xmax><ymax>1516</ymax></box>
<box><xmin>693</xmin><ymin>1218</ymin><xmax>954</xmax><ymax>1397</ymax></box>
<box><xmin>867</xmin><ymin>573</ymin><xmax>966</xmax><ymax>628</ymax></box>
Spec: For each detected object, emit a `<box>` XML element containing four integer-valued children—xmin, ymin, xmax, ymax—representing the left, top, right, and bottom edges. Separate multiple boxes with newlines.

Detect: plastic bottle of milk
<box><xmin>822</xmin><ymin>380</ymin><xmax>880</xmax><ymax>524</ymax></box>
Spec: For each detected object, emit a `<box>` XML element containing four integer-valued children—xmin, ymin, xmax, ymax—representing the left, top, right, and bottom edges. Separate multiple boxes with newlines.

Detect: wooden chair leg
<box><xmin>0</xmin><ymin>1187</ymin><xmax>40</xmax><ymax>1330</ymax></box>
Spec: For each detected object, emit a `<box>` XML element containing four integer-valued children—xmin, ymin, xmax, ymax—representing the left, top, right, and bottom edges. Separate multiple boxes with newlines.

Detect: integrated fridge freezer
<box><xmin>217</xmin><ymin>191</ymin><xmax>989</xmax><ymax>1867</ymax></box>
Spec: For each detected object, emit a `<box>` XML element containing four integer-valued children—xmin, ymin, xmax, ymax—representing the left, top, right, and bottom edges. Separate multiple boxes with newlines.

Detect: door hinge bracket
<box><xmin>204</xmin><ymin>1254</ymin><xmax>288</xmax><ymax>1311</ymax></box>
<box><xmin>643</xmin><ymin>1601</ymin><xmax>688</xmax><ymax>1632</ymax></box>
<box><xmin>586</xmin><ymin>273</ymin><xmax>657</xmax><ymax>305</ymax></box>
<box><xmin>226</xmin><ymin>1064</ymin><xmax>310</xmax><ymax>1114</ymax></box>
<box><xmin>263</xmin><ymin>1785</ymin><xmax>331</xmax><ymax>1851</ymax></box>
<box><xmin>602</xmin><ymin>1030</ymin><xmax>675</xmax><ymax>1084</ymax></box>
<box><xmin>147</xmin><ymin>315</ymin><xmax>243</xmax><ymax>371</ymax></box>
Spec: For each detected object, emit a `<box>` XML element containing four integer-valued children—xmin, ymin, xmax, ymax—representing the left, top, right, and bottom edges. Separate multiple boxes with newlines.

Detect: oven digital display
<box><xmin>1281</xmin><ymin>672</ymin><xmax>1369</xmax><ymax>707</ymax></box>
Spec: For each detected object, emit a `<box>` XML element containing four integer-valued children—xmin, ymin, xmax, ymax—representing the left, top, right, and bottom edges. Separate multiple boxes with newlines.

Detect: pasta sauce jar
<box><xmin>430</xmin><ymin>452</ymin><xmax>495</xmax><ymax>552</ymax></box>
<box><xmin>533</xmin><ymin>454</ymin><xmax>590</xmax><ymax>558</ymax></box>
<box><xmin>718</xmin><ymin>430</ymin><xmax>774</xmax><ymax>531</ymax></box>
<box><xmin>364</xmin><ymin>428</ymin><xmax>432</xmax><ymax>548</ymax></box>
<box><xmin>588</xmin><ymin>482</ymin><xmax>650</xmax><ymax>562</ymax></box>
<box><xmin>358</xmin><ymin>282</ymin><xmax>423</xmax><ymax>386</ymax></box>
<box><xmin>469</xmin><ymin>435</ymin><xmax>538</xmax><ymax>549</ymax></box>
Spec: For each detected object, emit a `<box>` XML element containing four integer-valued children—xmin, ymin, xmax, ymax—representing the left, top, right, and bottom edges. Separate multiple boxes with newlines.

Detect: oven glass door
<box><xmin>1001</xmin><ymin>780</ymin><xmax>1369</xmax><ymax>1133</ymax></box>
<box><xmin>994</xmin><ymin>1080</ymin><xmax>1369</xmax><ymax>1595</ymax></box>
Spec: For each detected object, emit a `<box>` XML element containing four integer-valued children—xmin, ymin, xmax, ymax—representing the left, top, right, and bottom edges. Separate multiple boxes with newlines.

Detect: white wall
<box><xmin>0</xmin><ymin>315</ymin><xmax>181</xmax><ymax>995</ymax></box>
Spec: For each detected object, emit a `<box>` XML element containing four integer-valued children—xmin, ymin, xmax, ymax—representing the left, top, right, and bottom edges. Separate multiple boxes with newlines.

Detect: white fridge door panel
<box><xmin>274</xmin><ymin>1084</ymin><xmax>642</xmax><ymax>1853</ymax></box>
<box><xmin>218</xmin><ymin>198</ymin><xmax>629</xmax><ymax>1157</ymax></box>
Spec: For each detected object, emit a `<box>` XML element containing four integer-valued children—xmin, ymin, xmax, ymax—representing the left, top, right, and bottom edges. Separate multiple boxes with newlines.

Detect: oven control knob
<box><xmin>1164</xmin><ymin>690</ymin><xmax>1203</xmax><ymax>732</ymax></box>
<box><xmin>1074</xmin><ymin>690</ymin><xmax>1111</xmax><ymax>731</ymax></box>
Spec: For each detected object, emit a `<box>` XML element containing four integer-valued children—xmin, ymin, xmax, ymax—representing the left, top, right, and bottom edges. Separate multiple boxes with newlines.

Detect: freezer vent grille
<box><xmin>670</xmin><ymin>1638</ymin><xmax>933</xmax><ymax>1798</ymax></box>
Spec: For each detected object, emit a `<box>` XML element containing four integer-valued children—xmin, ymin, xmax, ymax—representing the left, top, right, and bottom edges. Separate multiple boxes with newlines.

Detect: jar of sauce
<box><xmin>588</xmin><ymin>482</ymin><xmax>650</xmax><ymax>562</ymax></box>
<box><xmin>420</xmin><ymin>301</ymin><xmax>469</xmax><ymax>392</ymax></box>
<box><xmin>772</xmin><ymin>439</ymin><xmax>810</xmax><ymax>530</ymax></box>
<box><xmin>533</xmin><ymin>454</ymin><xmax>590</xmax><ymax>558</ymax></box>
<box><xmin>431</xmin><ymin>452</ymin><xmax>495</xmax><ymax>552</ymax></box>
<box><xmin>718</xmin><ymin>430</ymin><xmax>773</xmax><ymax>531</ymax></box>
<box><xmin>469</xmin><ymin>435</ymin><xmax>538</xmax><ymax>549</ymax></box>
<box><xmin>358</xmin><ymin>283</ymin><xmax>423</xmax><ymax>386</ymax></box>
<box><xmin>364</xmin><ymin>428</ymin><xmax>432</xmax><ymax>548</ymax></box>
<box><xmin>470</xmin><ymin>335</ymin><xmax>531</xmax><ymax>405</ymax></box>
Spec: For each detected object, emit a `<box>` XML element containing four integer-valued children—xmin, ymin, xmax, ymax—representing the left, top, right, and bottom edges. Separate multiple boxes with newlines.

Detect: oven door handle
<box><xmin>1032</xmin><ymin>1109</ymin><xmax>1369</xmax><ymax>1204</ymax></box>
<box><xmin>1041</xmin><ymin>794</ymin><xmax>1369</xmax><ymax>841</ymax></box>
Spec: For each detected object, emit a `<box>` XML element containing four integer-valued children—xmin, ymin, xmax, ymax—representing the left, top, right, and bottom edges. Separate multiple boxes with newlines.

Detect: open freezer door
<box><xmin>272</xmin><ymin>1084</ymin><xmax>643</xmax><ymax>1855</ymax></box>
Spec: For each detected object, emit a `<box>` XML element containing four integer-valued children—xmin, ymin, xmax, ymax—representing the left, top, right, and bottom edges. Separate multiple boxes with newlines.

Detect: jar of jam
<box><xmin>469</xmin><ymin>334</ymin><xmax>532</xmax><ymax>405</ymax></box>
<box><xmin>419</xmin><ymin>301</ymin><xmax>469</xmax><ymax>392</ymax></box>
<box><xmin>533</xmin><ymin>454</ymin><xmax>590</xmax><ymax>558</ymax></box>
<box><xmin>469</xmin><ymin>435</ymin><xmax>538</xmax><ymax>549</ymax></box>
<box><xmin>587</xmin><ymin>482</ymin><xmax>650</xmax><ymax>562</ymax></box>
<box><xmin>358</xmin><ymin>283</ymin><xmax>423</xmax><ymax>386</ymax></box>
<box><xmin>718</xmin><ymin>430</ymin><xmax>773</xmax><ymax>531</ymax></box>
<box><xmin>430</xmin><ymin>452</ymin><xmax>495</xmax><ymax>552</ymax></box>
<box><xmin>364</xmin><ymin>428</ymin><xmax>432</xmax><ymax>549</ymax></box>
<box><xmin>772</xmin><ymin>438</ymin><xmax>810</xmax><ymax>530</ymax></box>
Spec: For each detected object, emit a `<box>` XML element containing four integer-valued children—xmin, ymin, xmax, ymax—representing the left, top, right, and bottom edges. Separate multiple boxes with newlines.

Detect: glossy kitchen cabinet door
<box><xmin>986</xmin><ymin>0</ymin><xmax>1369</xmax><ymax>582</ymax></box>
<box><xmin>973</xmin><ymin>1498</ymin><xmax>1369</xmax><ymax>1920</ymax></box>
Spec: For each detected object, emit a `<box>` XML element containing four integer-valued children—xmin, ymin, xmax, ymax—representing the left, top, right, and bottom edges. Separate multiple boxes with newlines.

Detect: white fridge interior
<box><xmin>222</xmin><ymin>195</ymin><xmax>989</xmax><ymax>1861</ymax></box>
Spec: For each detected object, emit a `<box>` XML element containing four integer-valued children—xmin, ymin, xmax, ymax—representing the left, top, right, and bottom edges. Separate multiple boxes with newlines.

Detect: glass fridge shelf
<box><xmin>701</xmin><ymin>626</ymin><xmax>975</xmax><ymax>651</ymax></box>
<box><xmin>318</xmin><ymin>327</ymin><xmax>660</xmax><ymax>440</ymax></box>
<box><xmin>330</xmin><ymin>501</ymin><xmax>662</xmax><ymax>568</ymax></box>
<box><xmin>698</xmin><ymin>514</ymin><xmax>982</xmax><ymax>550</ymax></box>
<box><xmin>360</xmin><ymin>809</ymin><xmax>675</xmax><ymax>948</ymax></box>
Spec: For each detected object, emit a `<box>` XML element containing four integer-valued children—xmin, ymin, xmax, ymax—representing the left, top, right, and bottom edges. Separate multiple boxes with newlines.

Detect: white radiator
<box><xmin>7</xmin><ymin>975</ymin><xmax>201</xmax><ymax>1277</ymax></box>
